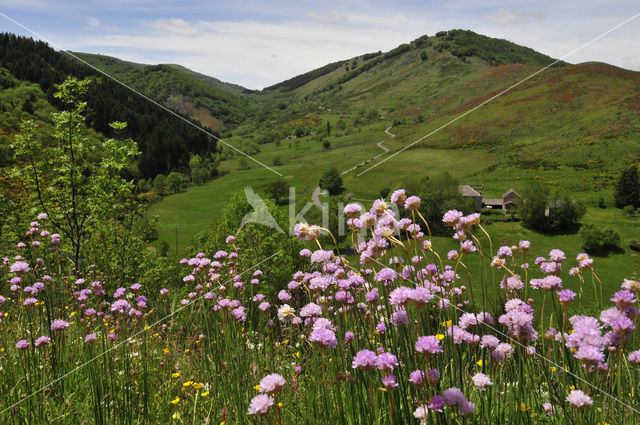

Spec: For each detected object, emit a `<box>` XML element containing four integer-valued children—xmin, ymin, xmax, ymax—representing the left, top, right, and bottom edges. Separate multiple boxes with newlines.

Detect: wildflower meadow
<box><xmin>1</xmin><ymin>188</ymin><xmax>639</xmax><ymax>424</ymax></box>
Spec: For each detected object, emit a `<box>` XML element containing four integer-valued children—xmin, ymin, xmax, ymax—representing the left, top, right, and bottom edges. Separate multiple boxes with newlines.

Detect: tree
<box><xmin>518</xmin><ymin>180</ymin><xmax>585</xmax><ymax>232</ymax></box>
<box><xmin>614</xmin><ymin>165</ymin><xmax>640</xmax><ymax>209</ymax></box>
<box><xmin>266</xmin><ymin>179</ymin><xmax>288</xmax><ymax>205</ymax></box>
<box><xmin>166</xmin><ymin>172</ymin><xmax>185</xmax><ymax>193</ymax></box>
<box><xmin>153</xmin><ymin>174</ymin><xmax>166</xmax><ymax>194</ymax></box>
<box><xmin>420</xmin><ymin>51</ymin><xmax>428</xmax><ymax>62</ymax></box>
<box><xmin>518</xmin><ymin>180</ymin><xmax>549</xmax><ymax>231</ymax></box>
<box><xmin>322</xmin><ymin>140</ymin><xmax>331</xmax><ymax>151</ymax></box>
<box><xmin>579</xmin><ymin>224</ymin><xmax>621</xmax><ymax>253</ymax></box>
<box><xmin>326</xmin><ymin>120</ymin><xmax>331</xmax><ymax>136</ymax></box>
<box><xmin>12</xmin><ymin>76</ymin><xmax>140</xmax><ymax>273</ymax></box>
<box><xmin>319</xmin><ymin>168</ymin><xmax>343</xmax><ymax>195</ymax></box>
<box><xmin>406</xmin><ymin>173</ymin><xmax>472</xmax><ymax>235</ymax></box>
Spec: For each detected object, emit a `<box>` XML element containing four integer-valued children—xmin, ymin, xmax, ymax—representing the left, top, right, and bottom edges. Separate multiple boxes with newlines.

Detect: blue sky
<box><xmin>1</xmin><ymin>0</ymin><xmax>638</xmax><ymax>89</ymax></box>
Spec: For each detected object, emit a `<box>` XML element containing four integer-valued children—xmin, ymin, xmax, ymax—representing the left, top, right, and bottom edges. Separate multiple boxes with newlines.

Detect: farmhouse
<box><xmin>458</xmin><ymin>185</ymin><xmax>520</xmax><ymax>213</ymax></box>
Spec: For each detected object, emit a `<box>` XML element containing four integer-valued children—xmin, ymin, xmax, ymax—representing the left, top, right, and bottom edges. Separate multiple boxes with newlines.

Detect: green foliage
<box><xmin>153</xmin><ymin>174</ymin><xmax>166</xmax><ymax>195</ymax></box>
<box><xmin>579</xmin><ymin>224</ymin><xmax>621</xmax><ymax>253</ymax></box>
<box><xmin>166</xmin><ymin>172</ymin><xmax>186</xmax><ymax>193</ymax></box>
<box><xmin>614</xmin><ymin>165</ymin><xmax>640</xmax><ymax>208</ymax></box>
<box><xmin>264</xmin><ymin>59</ymin><xmax>347</xmax><ymax>91</ymax></box>
<box><xmin>0</xmin><ymin>34</ymin><xmax>217</xmax><ymax>178</ymax></box>
<box><xmin>435</xmin><ymin>29</ymin><xmax>566</xmax><ymax>67</ymax></box>
<box><xmin>420</xmin><ymin>51</ymin><xmax>428</xmax><ymax>62</ymax></box>
<box><xmin>266</xmin><ymin>179</ymin><xmax>287</xmax><ymax>205</ymax></box>
<box><xmin>519</xmin><ymin>181</ymin><xmax>585</xmax><ymax>232</ymax></box>
<box><xmin>322</xmin><ymin>140</ymin><xmax>331</xmax><ymax>151</ymax></box>
<box><xmin>318</xmin><ymin>168</ymin><xmax>343</xmax><ymax>195</ymax></box>
<box><xmin>193</xmin><ymin>192</ymin><xmax>304</xmax><ymax>298</ymax></box>
<box><xmin>407</xmin><ymin>173</ymin><xmax>472</xmax><ymax>235</ymax></box>
<box><xmin>12</xmin><ymin>76</ymin><xmax>144</xmax><ymax>278</ymax></box>
<box><xmin>629</xmin><ymin>239</ymin><xmax>640</xmax><ymax>252</ymax></box>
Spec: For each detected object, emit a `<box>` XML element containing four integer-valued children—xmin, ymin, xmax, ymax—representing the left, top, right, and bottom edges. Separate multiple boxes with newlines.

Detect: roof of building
<box><xmin>502</xmin><ymin>189</ymin><xmax>520</xmax><ymax>199</ymax></box>
<box><xmin>458</xmin><ymin>184</ymin><xmax>482</xmax><ymax>198</ymax></box>
<box><xmin>483</xmin><ymin>198</ymin><xmax>503</xmax><ymax>206</ymax></box>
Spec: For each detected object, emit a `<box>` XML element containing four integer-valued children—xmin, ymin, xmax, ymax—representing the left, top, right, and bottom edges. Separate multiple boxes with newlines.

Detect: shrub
<box><xmin>318</xmin><ymin>168</ymin><xmax>343</xmax><ymax>195</ymax></box>
<box><xmin>630</xmin><ymin>239</ymin><xmax>640</xmax><ymax>252</ymax></box>
<box><xmin>579</xmin><ymin>224</ymin><xmax>621</xmax><ymax>252</ymax></box>
<box><xmin>614</xmin><ymin>165</ymin><xmax>640</xmax><ymax>208</ymax></box>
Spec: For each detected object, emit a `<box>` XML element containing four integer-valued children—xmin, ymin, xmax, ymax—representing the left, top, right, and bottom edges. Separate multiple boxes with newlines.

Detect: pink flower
<box><xmin>247</xmin><ymin>394</ymin><xmax>274</xmax><ymax>415</ymax></box>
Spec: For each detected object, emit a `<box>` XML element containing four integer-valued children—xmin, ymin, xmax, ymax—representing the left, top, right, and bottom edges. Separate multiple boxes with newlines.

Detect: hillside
<box><xmin>146</xmin><ymin>31</ymin><xmax>640</xmax><ymax>255</ymax></box>
<box><xmin>0</xmin><ymin>33</ymin><xmax>220</xmax><ymax>178</ymax></box>
<box><xmin>73</xmin><ymin>52</ymin><xmax>251</xmax><ymax>130</ymax></box>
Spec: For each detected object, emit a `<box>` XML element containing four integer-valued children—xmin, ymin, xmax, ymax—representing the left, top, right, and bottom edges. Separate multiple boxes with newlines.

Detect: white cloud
<box><xmin>153</xmin><ymin>18</ymin><xmax>205</xmax><ymax>37</ymax></box>
<box><xmin>307</xmin><ymin>11</ymin><xmax>348</xmax><ymax>25</ymax></box>
<box><xmin>482</xmin><ymin>8</ymin><xmax>544</xmax><ymax>25</ymax></box>
<box><xmin>66</xmin><ymin>13</ymin><xmax>435</xmax><ymax>89</ymax></box>
<box><xmin>87</xmin><ymin>17</ymin><xmax>101</xmax><ymax>27</ymax></box>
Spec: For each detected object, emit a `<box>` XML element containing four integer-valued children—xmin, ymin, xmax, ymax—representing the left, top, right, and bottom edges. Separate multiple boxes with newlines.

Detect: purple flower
<box><xmin>113</xmin><ymin>287</ymin><xmax>126</xmax><ymax>299</ymax></box>
<box><xmin>309</xmin><ymin>328</ymin><xmax>338</xmax><ymax>349</ymax></box>
<box><xmin>85</xmin><ymin>333</ymin><xmax>97</xmax><ymax>343</ymax></box>
<box><xmin>380</xmin><ymin>374</ymin><xmax>398</xmax><ymax>388</ymax></box>
<box><xmin>428</xmin><ymin>395</ymin><xmax>446</xmax><ymax>412</ymax></box>
<box><xmin>375</xmin><ymin>268</ymin><xmax>396</xmax><ymax>285</ymax></box>
<box><xmin>352</xmin><ymin>349</ymin><xmax>377</xmax><ymax>369</ymax></box>
<box><xmin>35</xmin><ymin>335</ymin><xmax>51</xmax><ymax>347</ymax></box>
<box><xmin>610</xmin><ymin>290</ymin><xmax>636</xmax><ymax>309</ymax></box>
<box><xmin>247</xmin><ymin>394</ymin><xmax>274</xmax><ymax>415</ymax></box>
<box><xmin>566</xmin><ymin>390</ymin><xmax>592</xmax><ymax>409</ymax></box>
<box><xmin>344</xmin><ymin>203</ymin><xmax>363</xmax><ymax>217</ymax></box>
<box><xmin>10</xmin><ymin>261</ymin><xmax>30</xmax><ymax>274</ymax></box>
<box><xmin>404</xmin><ymin>196</ymin><xmax>421</xmax><ymax>211</ymax></box>
<box><xmin>111</xmin><ymin>299</ymin><xmax>131</xmax><ymax>314</ymax></box>
<box><xmin>375</xmin><ymin>352</ymin><xmax>398</xmax><ymax>373</ymax></box>
<box><xmin>415</xmin><ymin>335</ymin><xmax>443</xmax><ymax>356</ymax></box>
<box><xmin>443</xmin><ymin>387</ymin><xmax>466</xmax><ymax>406</ymax></box>
<box><xmin>300</xmin><ymin>302</ymin><xmax>322</xmax><ymax>318</ymax></box>
<box><xmin>344</xmin><ymin>331</ymin><xmax>354</xmax><ymax>342</ymax></box>
<box><xmin>557</xmin><ymin>289</ymin><xmax>577</xmax><ymax>305</ymax></box>
<box><xmin>628</xmin><ymin>350</ymin><xmax>640</xmax><ymax>365</ymax></box>
<box><xmin>542</xmin><ymin>402</ymin><xmax>555</xmax><ymax>415</ymax></box>
<box><xmin>472</xmin><ymin>372</ymin><xmax>493</xmax><ymax>390</ymax></box>
<box><xmin>549</xmin><ymin>249</ymin><xmax>566</xmax><ymax>263</ymax></box>
<box><xmin>259</xmin><ymin>373</ymin><xmax>286</xmax><ymax>395</ymax></box>
<box><xmin>23</xmin><ymin>298</ymin><xmax>37</xmax><ymax>306</ymax></box>
<box><xmin>51</xmin><ymin>319</ymin><xmax>70</xmax><ymax>331</ymax></box>
<box><xmin>15</xmin><ymin>339</ymin><xmax>30</xmax><ymax>349</ymax></box>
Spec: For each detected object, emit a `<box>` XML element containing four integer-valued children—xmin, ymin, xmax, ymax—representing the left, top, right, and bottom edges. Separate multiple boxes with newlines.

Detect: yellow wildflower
<box><xmin>170</xmin><ymin>397</ymin><xmax>180</xmax><ymax>404</ymax></box>
<box><xmin>253</xmin><ymin>385</ymin><xmax>260</xmax><ymax>391</ymax></box>
<box><xmin>201</xmin><ymin>391</ymin><xmax>210</xmax><ymax>397</ymax></box>
<box><xmin>476</xmin><ymin>359</ymin><xmax>483</xmax><ymax>366</ymax></box>
<box><xmin>193</xmin><ymin>382</ymin><xmax>203</xmax><ymax>389</ymax></box>
<box><xmin>171</xmin><ymin>372</ymin><xmax>180</xmax><ymax>378</ymax></box>
<box><xmin>183</xmin><ymin>381</ymin><xmax>193</xmax><ymax>387</ymax></box>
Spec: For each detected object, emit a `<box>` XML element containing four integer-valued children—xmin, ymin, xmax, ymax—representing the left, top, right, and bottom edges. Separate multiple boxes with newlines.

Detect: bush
<box><xmin>579</xmin><ymin>224</ymin><xmax>621</xmax><ymax>252</ymax></box>
<box><xmin>518</xmin><ymin>181</ymin><xmax>585</xmax><ymax>232</ymax></box>
<box><xmin>319</xmin><ymin>168</ymin><xmax>343</xmax><ymax>195</ymax></box>
<box><xmin>630</xmin><ymin>239</ymin><xmax>640</xmax><ymax>252</ymax></box>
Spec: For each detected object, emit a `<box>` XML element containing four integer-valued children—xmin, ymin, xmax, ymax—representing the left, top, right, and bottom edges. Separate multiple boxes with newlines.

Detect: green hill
<box><xmin>72</xmin><ymin>52</ymin><xmax>251</xmax><ymax>130</ymax></box>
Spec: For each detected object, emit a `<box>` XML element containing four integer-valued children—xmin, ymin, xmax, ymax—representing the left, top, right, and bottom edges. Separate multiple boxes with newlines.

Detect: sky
<box><xmin>0</xmin><ymin>0</ymin><xmax>638</xmax><ymax>89</ymax></box>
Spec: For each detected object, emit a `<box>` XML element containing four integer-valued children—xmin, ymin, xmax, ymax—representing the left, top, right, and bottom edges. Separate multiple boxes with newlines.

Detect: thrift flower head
<box><xmin>259</xmin><ymin>373</ymin><xmax>286</xmax><ymax>395</ymax></box>
<box><xmin>35</xmin><ymin>335</ymin><xmax>51</xmax><ymax>347</ymax></box>
<box><xmin>16</xmin><ymin>339</ymin><xmax>30</xmax><ymax>349</ymax></box>
<box><xmin>352</xmin><ymin>349</ymin><xmax>378</xmax><ymax>369</ymax></box>
<box><xmin>566</xmin><ymin>390</ymin><xmax>592</xmax><ymax>410</ymax></box>
<box><xmin>375</xmin><ymin>352</ymin><xmax>398</xmax><ymax>372</ymax></box>
<box><xmin>248</xmin><ymin>394</ymin><xmax>274</xmax><ymax>415</ymax></box>
<box><xmin>309</xmin><ymin>328</ymin><xmax>338</xmax><ymax>349</ymax></box>
<box><xmin>472</xmin><ymin>372</ymin><xmax>493</xmax><ymax>390</ymax></box>
<box><xmin>415</xmin><ymin>335</ymin><xmax>443</xmax><ymax>356</ymax></box>
<box><xmin>51</xmin><ymin>320</ymin><xmax>70</xmax><ymax>331</ymax></box>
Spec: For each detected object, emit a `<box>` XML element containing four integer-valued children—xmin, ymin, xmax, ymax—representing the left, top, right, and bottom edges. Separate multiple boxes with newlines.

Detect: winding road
<box><xmin>341</xmin><ymin>124</ymin><xmax>395</xmax><ymax>176</ymax></box>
